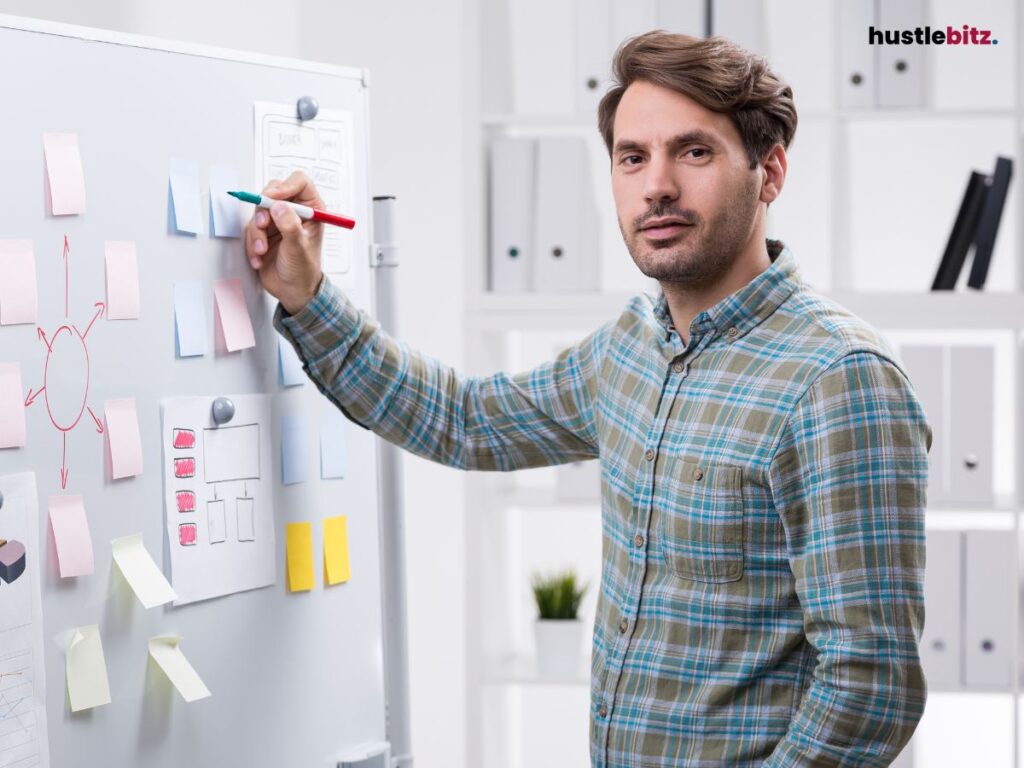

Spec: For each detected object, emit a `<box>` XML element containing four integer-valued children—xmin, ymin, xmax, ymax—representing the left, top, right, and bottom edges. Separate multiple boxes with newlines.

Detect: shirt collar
<box><xmin>650</xmin><ymin>239</ymin><xmax>801</xmax><ymax>344</ymax></box>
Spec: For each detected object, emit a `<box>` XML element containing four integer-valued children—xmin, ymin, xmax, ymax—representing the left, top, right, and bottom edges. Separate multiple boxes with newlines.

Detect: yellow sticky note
<box><xmin>324</xmin><ymin>515</ymin><xmax>351</xmax><ymax>586</ymax></box>
<box><xmin>66</xmin><ymin>625</ymin><xmax>111</xmax><ymax>712</ymax></box>
<box><xmin>112</xmin><ymin>533</ymin><xmax>178</xmax><ymax>608</ymax></box>
<box><xmin>286</xmin><ymin>522</ymin><xmax>314</xmax><ymax>592</ymax></box>
<box><xmin>148</xmin><ymin>635</ymin><xmax>211</xmax><ymax>703</ymax></box>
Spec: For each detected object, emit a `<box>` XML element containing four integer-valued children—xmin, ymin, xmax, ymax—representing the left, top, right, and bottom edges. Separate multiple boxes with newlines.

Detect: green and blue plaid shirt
<box><xmin>275</xmin><ymin>239</ymin><xmax>931</xmax><ymax>767</ymax></box>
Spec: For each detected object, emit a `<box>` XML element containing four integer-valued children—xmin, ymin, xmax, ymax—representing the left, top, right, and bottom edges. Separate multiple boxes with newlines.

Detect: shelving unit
<box><xmin>463</xmin><ymin>1</ymin><xmax>1024</xmax><ymax>766</ymax></box>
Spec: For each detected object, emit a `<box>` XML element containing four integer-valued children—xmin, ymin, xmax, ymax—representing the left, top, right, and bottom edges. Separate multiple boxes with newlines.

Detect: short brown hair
<box><xmin>598</xmin><ymin>31</ymin><xmax>797</xmax><ymax>169</ymax></box>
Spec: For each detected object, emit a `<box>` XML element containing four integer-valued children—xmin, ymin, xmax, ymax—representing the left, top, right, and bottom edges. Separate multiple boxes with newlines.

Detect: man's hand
<box><xmin>244</xmin><ymin>170</ymin><xmax>325</xmax><ymax>315</ymax></box>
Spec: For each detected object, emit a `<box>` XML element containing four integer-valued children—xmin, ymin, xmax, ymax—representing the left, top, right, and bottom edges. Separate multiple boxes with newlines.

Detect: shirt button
<box><xmin>727</xmin><ymin>326</ymin><xmax>739</xmax><ymax>339</ymax></box>
<box><xmin>618</xmin><ymin>618</ymin><xmax>629</xmax><ymax>633</ymax></box>
<box><xmin>692</xmin><ymin>467</ymin><xmax>704</xmax><ymax>481</ymax></box>
<box><xmin>671</xmin><ymin>361</ymin><xmax>684</xmax><ymax>374</ymax></box>
<box><xmin>644</xmin><ymin>449</ymin><xmax>655</xmax><ymax>461</ymax></box>
<box><xmin>598</xmin><ymin>705</ymin><xmax>608</xmax><ymax>718</ymax></box>
<box><xmin>633</xmin><ymin>533</ymin><xmax>645</xmax><ymax>548</ymax></box>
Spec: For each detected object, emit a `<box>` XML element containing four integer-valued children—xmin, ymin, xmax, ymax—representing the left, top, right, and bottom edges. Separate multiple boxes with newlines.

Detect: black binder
<box><xmin>967</xmin><ymin>156</ymin><xmax>1013</xmax><ymax>289</ymax></box>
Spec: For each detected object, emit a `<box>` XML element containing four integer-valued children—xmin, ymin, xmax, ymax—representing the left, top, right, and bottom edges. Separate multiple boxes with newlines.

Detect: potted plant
<box><xmin>531</xmin><ymin>568</ymin><xmax>587</xmax><ymax>679</ymax></box>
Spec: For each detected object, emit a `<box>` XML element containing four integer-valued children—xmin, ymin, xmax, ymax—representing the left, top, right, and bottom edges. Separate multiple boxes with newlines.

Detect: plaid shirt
<box><xmin>275</xmin><ymin>239</ymin><xmax>931</xmax><ymax>767</ymax></box>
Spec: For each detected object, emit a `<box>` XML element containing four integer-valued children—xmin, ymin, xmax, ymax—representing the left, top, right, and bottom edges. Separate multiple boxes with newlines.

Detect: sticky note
<box><xmin>43</xmin><ymin>132</ymin><xmax>87</xmax><ymax>215</ymax></box>
<box><xmin>168</xmin><ymin>157</ymin><xmax>201</xmax><ymax>234</ymax></box>
<box><xmin>320</xmin><ymin>407</ymin><xmax>348</xmax><ymax>480</ymax></box>
<box><xmin>281</xmin><ymin>415</ymin><xmax>307</xmax><ymax>485</ymax></box>
<box><xmin>0</xmin><ymin>363</ymin><xmax>26</xmax><ymax>449</ymax></box>
<box><xmin>286</xmin><ymin>522</ymin><xmax>314</xmax><ymax>592</ymax></box>
<box><xmin>174</xmin><ymin>281</ymin><xmax>207</xmax><ymax>358</ymax></box>
<box><xmin>213</xmin><ymin>278</ymin><xmax>255</xmax><ymax>352</ymax></box>
<box><xmin>104</xmin><ymin>241</ymin><xmax>140</xmax><ymax>320</ymax></box>
<box><xmin>323</xmin><ymin>515</ymin><xmax>351</xmax><ymax>586</ymax></box>
<box><xmin>209</xmin><ymin>165</ymin><xmax>243</xmax><ymax>238</ymax></box>
<box><xmin>66</xmin><ymin>625</ymin><xmax>111</xmax><ymax>712</ymax></box>
<box><xmin>148</xmin><ymin>635</ymin><xmax>211</xmax><ymax>702</ymax></box>
<box><xmin>105</xmin><ymin>398</ymin><xmax>143</xmax><ymax>479</ymax></box>
<box><xmin>48</xmin><ymin>495</ymin><xmax>94</xmax><ymax>577</ymax></box>
<box><xmin>278</xmin><ymin>336</ymin><xmax>306</xmax><ymax>387</ymax></box>
<box><xmin>111</xmin><ymin>533</ymin><xmax>177</xmax><ymax>608</ymax></box>
<box><xmin>0</xmin><ymin>240</ymin><xmax>38</xmax><ymax>325</ymax></box>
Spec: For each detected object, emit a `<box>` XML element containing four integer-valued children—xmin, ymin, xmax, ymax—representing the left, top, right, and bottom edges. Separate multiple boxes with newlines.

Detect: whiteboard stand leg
<box><xmin>371</xmin><ymin>196</ymin><xmax>414</xmax><ymax>768</ymax></box>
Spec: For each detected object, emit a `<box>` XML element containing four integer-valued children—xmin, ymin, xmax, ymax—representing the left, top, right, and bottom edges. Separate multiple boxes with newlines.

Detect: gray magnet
<box><xmin>297</xmin><ymin>96</ymin><xmax>319</xmax><ymax>122</ymax></box>
<box><xmin>211</xmin><ymin>397</ymin><xmax>235</xmax><ymax>426</ymax></box>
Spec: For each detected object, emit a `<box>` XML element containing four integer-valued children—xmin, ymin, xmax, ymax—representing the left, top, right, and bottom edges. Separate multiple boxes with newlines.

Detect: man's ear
<box><xmin>759</xmin><ymin>143</ymin><xmax>787</xmax><ymax>205</ymax></box>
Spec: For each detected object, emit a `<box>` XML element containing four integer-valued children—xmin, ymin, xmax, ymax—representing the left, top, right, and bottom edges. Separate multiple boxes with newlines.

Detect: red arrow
<box><xmin>59</xmin><ymin>433</ymin><xmax>69</xmax><ymax>489</ymax></box>
<box><xmin>37</xmin><ymin>327</ymin><xmax>51</xmax><ymax>351</ymax></box>
<box><xmin>24</xmin><ymin>386</ymin><xmax>44</xmax><ymax>407</ymax></box>
<box><xmin>86</xmin><ymin>407</ymin><xmax>104</xmax><ymax>434</ymax></box>
<box><xmin>80</xmin><ymin>301</ymin><xmax>105</xmax><ymax>340</ymax></box>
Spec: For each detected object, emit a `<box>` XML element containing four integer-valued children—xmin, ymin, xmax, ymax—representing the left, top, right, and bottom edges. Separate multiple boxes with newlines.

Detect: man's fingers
<box><xmin>269</xmin><ymin>200</ymin><xmax>303</xmax><ymax>239</ymax></box>
<box><xmin>260</xmin><ymin>170</ymin><xmax>326</xmax><ymax>209</ymax></box>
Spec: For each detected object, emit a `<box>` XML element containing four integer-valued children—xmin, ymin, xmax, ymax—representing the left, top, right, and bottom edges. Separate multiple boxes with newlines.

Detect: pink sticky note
<box><xmin>213</xmin><ymin>278</ymin><xmax>255</xmax><ymax>352</ymax></box>
<box><xmin>0</xmin><ymin>363</ymin><xmax>26</xmax><ymax>449</ymax></box>
<box><xmin>0</xmin><ymin>240</ymin><xmax>38</xmax><ymax>325</ymax></box>
<box><xmin>49</xmin><ymin>495</ymin><xmax>94</xmax><ymax>577</ymax></box>
<box><xmin>104</xmin><ymin>241</ymin><xmax>140</xmax><ymax>320</ymax></box>
<box><xmin>104</xmin><ymin>398</ymin><xmax>143</xmax><ymax>479</ymax></box>
<box><xmin>43</xmin><ymin>133</ymin><xmax>87</xmax><ymax>215</ymax></box>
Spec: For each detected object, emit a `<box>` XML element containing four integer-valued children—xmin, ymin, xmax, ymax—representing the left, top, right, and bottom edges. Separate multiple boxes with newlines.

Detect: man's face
<box><xmin>610</xmin><ymin>80</ymin><xmax>763</xmax><ymax>287</ymax></box>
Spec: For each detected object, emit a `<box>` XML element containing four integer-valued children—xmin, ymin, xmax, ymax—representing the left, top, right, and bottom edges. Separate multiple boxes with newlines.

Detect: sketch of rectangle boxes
<box><xmin>237</xmin><ymin>497</ymin><xmax>255</xmax><ymax>542</ymax></box>
<box><xmin>207</xmin><ymin>500</ymin><xmax>227</xmax><ymax>544</ymax></box>
<box><xmin>174</xmin><ymin>457</ymin><xmax>196</xmax><ymax>479</ymax></box>
<box><xmin>175</xmin><ymin>490</ymin><xmax>196</xmax><ymax>513</ymax></box>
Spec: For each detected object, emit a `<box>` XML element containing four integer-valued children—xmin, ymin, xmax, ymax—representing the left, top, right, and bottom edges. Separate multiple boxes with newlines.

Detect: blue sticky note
<box><xmin>209</xmin><ymin>165</ymin><xmax>243</xmax><ymax>238</ymax></box>
<box><xmin>168</xmin><ymin>158</ymin><xmax>201</xmax><ymax>235</ymax></box>
<box><xmin>320</xmin><ymin>407</ymin><xmax>348</xmax><ymax>480</ymax></box>
<box><xmin>281</xmin><ymin>415</ymin><xmax>307</xmax><ymax>485</ymax></box>
<box><xmin>173</xmin><ymin>281</ymin><xmax>207</xmax><ymax>358</ymax></box>
<box><xmin>278</xmin><ymin>337</ymin><xmax>306</xmax><ymax>387</ymax></box>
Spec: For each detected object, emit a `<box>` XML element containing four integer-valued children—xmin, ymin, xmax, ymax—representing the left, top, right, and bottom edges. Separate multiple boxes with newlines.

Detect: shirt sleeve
<box><xmin>762</xmin><ymin>350</ymin><xmax>932</xmax><ymax>767</ymax></box>
<box><xmin>272</xmin><ymin>275</ymin><xmax>608</xmax><ymax>471</ymax></box>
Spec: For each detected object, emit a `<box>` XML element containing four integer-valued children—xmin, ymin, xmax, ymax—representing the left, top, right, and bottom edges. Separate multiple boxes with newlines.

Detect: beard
<box><xmin>621</xmin><ymin>176</ymin><xmax>760</xmax><ymax>289</ymax></box>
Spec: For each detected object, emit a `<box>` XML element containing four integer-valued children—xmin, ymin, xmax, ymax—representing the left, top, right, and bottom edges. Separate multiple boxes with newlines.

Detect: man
<box><xmin>246</xmin><ymin>31</ymin><xmax>930</xmax><ymax>768</ymax></box>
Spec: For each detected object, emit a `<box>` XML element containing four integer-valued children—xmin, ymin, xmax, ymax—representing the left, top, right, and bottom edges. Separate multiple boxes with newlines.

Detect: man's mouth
<box><xmin>640</xmin><ymin>219</ymin><xmax>692</xmax><ymax>239</ymax></box>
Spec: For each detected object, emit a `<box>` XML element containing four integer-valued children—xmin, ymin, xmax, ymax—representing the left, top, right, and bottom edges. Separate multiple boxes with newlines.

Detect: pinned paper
<box><xmin>66</xmin><ymin>625</ymin><xmax>111</xmax><ymax>712</ymax></box>
<box><xmin>280</xmin><ymin>415</ymin><xmax>307</xmax><ymax>485</ymax></box>
<box><xmin>43</xmin><ymin>132</ymin><xmax>87</xmax><ymax>215</ymax></box>
<box><xmin>209</xmin><ymin>165</ymin><xmax>243</xmax><ymax>238</ymax></box>
<box><xmin>213</xmin><ymin>278</ymin><xmax>255</xmax><ymax>352</ymax></box>
<box><xmin>278</xmin><ymin>336</ymin><xmax>306</xmax><ymax>387</ymax></box>
<box><xmin>104</xmin><ymin>241</ymin><xmax>140</xmax><ymax>320</ymax></box>
<box><xmin>168</xmin><ymin>157</ymin><xmax>201</xmax><ymax>234</ymax></box>
<box><xmin>148</xmin><ymin>635</ymin><xmax>211</xmax><ymax>702</ymax></box>
<box><xmin>323</xmin><ymin>515</ymin><xmax>351</xmax><ymax>585</ymax></box>
<box><xmin>105</xmin><ymin>398</ymin><xmax>143</xmax><ymax>479</ymax></box>
<box><xmin>174</xmin><ymin>281</ymin><xmax>207</xmax><ymax>358</ymax></box>
<box><xmin>0</xmin><ymin>240</ymin><xmax>38</xmax><ymax>325</ymax></box>
<box><xmin>48</xmin><ymin>495</ymin><xmax>94</xmax><ymax>577</ymax></box>
<box><xmin>320</xmin><ymin>407</ymin><xmax>349</xmax><ymax>480</ymax></box>
<box><xmin>0</xmin><ymin>362</ymin><xmax>26</xmax><ymax>449</ymax></box>
<box><xmin>286</xmin><ymin>522</ymin><xmax>314</xmax><ymax>592</ymax></box>
<box><xmin>111</xmin><ymin>533</ymin><xmax>177</xmax><ymax>608</ymax></box>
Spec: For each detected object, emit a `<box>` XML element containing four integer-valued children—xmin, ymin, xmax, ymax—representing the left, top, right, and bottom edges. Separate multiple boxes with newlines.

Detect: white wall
<box><xmin>0</xmin><ymin>2</ymin><xmax>468</xmax><ymax>766</ymax></box>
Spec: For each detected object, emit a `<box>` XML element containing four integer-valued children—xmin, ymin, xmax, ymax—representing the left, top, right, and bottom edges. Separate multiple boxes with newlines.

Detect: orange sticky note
<box><xmin>323</xmin><ymin>515</ymin><xmax>351</xmax><ymax>586</ymax></box>
<box><xmin>286</xmin><ymin>522</ymin><xmax>314</xmax><ymax>592</ymax></box>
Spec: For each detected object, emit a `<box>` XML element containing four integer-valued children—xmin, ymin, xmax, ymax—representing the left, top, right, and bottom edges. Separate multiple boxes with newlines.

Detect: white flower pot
<box><xmin>534</xmin><ymin>618</ymin><xmax>583</xmax><ymax>679</ymax></box>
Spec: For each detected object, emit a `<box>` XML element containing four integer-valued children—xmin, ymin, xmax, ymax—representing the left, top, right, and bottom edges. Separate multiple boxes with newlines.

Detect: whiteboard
<box><xmin>0</xmin><ymin>15</ymin><xmax>386</xmax><ymax>767</ymax></box>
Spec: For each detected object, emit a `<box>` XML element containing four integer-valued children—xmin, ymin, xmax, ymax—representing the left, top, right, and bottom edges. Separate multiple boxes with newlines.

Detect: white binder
<box><xmin>963</xmin><ymin>530</ymin><xmax>1014</xmax><ymax>687</ymax></box>
<box><xmin>876</xmin><ymin>0</ymin><xmax>927</xmax><ymax>108</ymax></box>
<box><xmin>838</xmin><ymin>0</ymin><xmax>876</xmax><ymax>108</ymax></box>
<box><xmin>611</xmin><ymin>0</ymin><xmax>656</xmax><ymax>47</ymax></box>
<box><xmin>712</xmin><ymin>0</ymin><xmax>765</xmax><ymax>54</ymax></box>
<box><xmin>509</xmin><ymin>0</ymin><xmax>576</xmax><ymax>115</ymax></box>
<box><xmin>655</xmin><ymin>0</ymin><xmax>706</xmax><ymax>37</ymax></box>
<box><xmin>489</xmin><ymin>137</ymin><xmax>536</xmax><ymax>293</ymax></box>
<box><xmin>920</xmin><ymin>530</ymin><xmax>961</xmax><ymax>688</ymax></box>
<box><xmin>575</xmin><ymin>0</ymin><xmax>613</xmax><ymax>116</ymax></box>
<box><xmin>948</xmin><ymin>346</ymin><xmax>994</xmax><ymax>507</ymax></box>
<box><xmin>899</xmin><ymin>345</ymin><xmax>946</xmax><ymax>506</ymax></box>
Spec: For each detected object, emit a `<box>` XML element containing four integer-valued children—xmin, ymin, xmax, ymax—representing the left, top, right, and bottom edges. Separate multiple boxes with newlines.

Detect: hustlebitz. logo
<box><xmin>869</xmin><ymin>25</ymin><xmax>998</xmax><ymax>45</ymax></box>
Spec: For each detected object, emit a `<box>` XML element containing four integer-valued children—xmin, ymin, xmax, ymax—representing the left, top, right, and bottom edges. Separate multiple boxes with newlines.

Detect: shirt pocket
<box><xmin>659</xmin><ymin>457</ymin><xmax>745</xmax><ymax>584</ymax></box>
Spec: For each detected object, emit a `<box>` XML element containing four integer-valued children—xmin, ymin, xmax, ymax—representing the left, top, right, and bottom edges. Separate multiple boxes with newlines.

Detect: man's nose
<box><xmin>643</xmin><ymin>155</ymin><xmax>681</xmax><ymax>203</ymax></box>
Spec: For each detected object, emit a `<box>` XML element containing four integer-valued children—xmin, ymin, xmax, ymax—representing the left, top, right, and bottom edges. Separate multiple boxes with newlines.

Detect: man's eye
<box><xmin>622</xmin><ymin>154</ymin><xmax>643</xmax><ymax>165</ymax></box>
<box><xmin>686</xmin><ymin>148</ymin><xmax>709</xmax><ymax>159</ymax></box>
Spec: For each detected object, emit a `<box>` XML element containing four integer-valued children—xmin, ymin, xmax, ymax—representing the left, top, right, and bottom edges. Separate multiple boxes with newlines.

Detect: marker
<box><xmin>227</xmin><ymin>190</ymin><xmax>356</xmax><ymax>230</ymax></box>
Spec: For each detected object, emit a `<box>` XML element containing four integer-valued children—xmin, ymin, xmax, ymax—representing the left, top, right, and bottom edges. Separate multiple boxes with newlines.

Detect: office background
<box><xmin>2</xmin><ymin>0</ymin><xmax>1019</xmax><ymax>766</ymax></box>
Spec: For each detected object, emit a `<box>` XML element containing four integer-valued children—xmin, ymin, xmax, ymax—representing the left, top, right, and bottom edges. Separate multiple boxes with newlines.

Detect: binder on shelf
<box><xmin>611</xmin><ymin>0</ymin><xmax>656</xmax><ymax>50</ymax></box>
<box><xmin>711</xmin><ymin>0</ymin><xmax>765</xmax><ymax>55</ymax></box>
<box><xmin>963</xmin><ymin>530</ymin><xmax>1014</xmax><ymax>687</ymax></box>
<box><xmin>508</xmin><ymin>0</ymin><xmax>575</xmax><ymax>115</ymax></box>
<box><xmin>489</xmin><ymin>137</ymin><xmax>536</xmax><ymax>293</ymax></box>
<box><xmin>967</xmin><ymin>156</ymin><xmax>1013</xmax><ymax>289</ymax></box>
<box><xmin>920</xmin><ymin>530</ymin><xmax>961</xmax><ymax>688</ymax></box>
<box><xmin>876</xmin><ymin>0</ymin><xmax>926</xmax><ymax>108</ymax></box>
<box><xmin>899</xmin><ymin>345</ymin><xmax>946</xmax><ymax>506</ymax></box>
<box><xmin>655</xmin><ymin>0</ymin><xmax>707</xmax><ymax>38</ymax></box>
<box><xmin>948</xmin><ymin>345</ymin><xmax>994</xmax><ymax>507</ymax></box>
<box><xmin>931</xmin><ymin>171</ymin><xmax>988</xmax><ymax>290</ymax></box>
<box><xmin>838</xmin><ymin>0</ymin><xmax>875</xmax><ymax>108</ymax></box>
<box><xmin>575</xmin><ymin>0</ymin><xmax>613</xmax><ymax>115</ymax></box>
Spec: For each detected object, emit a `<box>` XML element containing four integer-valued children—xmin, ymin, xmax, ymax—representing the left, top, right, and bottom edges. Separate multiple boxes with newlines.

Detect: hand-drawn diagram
<box><xmin>22</xmin><ymin>237</ymin><xmax>106</xmax><ymax>490</ymax></box>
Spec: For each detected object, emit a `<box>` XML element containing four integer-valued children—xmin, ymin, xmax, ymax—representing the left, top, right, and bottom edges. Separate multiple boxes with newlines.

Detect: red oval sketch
<box><xmin>43</xmin><ymin>325</ymin><xmax>91</xmax><ymax>433</ymax></box>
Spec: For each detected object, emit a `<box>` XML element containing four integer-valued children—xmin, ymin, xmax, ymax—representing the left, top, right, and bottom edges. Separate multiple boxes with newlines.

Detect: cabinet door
<box><xmin>963</xmin><ymin>530</ymin><xmax>1014</xmax><ymax>687</ymax></box>
<box><xmin>921</xmin><ymin>530</ymin><xmax>961</xmax><ymax>688</ymax></box>
<box><xmin>948</xmin><ymin>345</ymin><xmax>995</xmax><ymax>506</ymax></box>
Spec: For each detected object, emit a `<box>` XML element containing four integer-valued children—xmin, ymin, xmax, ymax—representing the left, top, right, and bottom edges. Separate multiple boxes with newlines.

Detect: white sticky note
<box><xmin>44</xmin><ymin>132</ymin><xmax>87</xmax><ymax>215</ymax></box>
<box><xmin>174</xmin><ymin>281</ymin><xmax>207</xmax><ymax>358</ymax></box>
<box><xmin>105</xmin><ymin>398</ymin><xmax>143</xmax><ymax>479</ymax></box>
<box><xmin>148</xmin><ymin>635</ymin><xmax>211</xmax><ymax>702</ymax></box>
<box><xmin>278</xmin><ymin>336</ymin><xmax>306</xmax><ymax>387</ymax></box>
<box><xmin>320</xmin><ymin>407</ymin><xmax>348</xmax><ymax>480</ymax></box>
<box><xmin>104</xmin><ymin>241</ymin><xmax>140</xmax><ymax>320</ymax></box>
<box><xmin>111</xmin><ymin>533</ymin><xmax>177</xmax><ymax>608</ymax></box>
<box><xmin>209</xmin><ymin>165</ymin><xmax>243</xmax><ymax>238</ymax></box>
<box><xmin>66</xmin><ymin>625</ymin><xmax>111</xmax><ymax>712</ymax></box>
<box><xmin>0</xmin><ymin>362</ymin><xmax>26</xmax><ymax>449</ymax></box>
<box><xmin>169</xmin><ymin>158</ymin><xmax>201</xmax><ymax>234</ymax></box>
<box><xmin>0</xmin><ymin>240</ymin><xmax>38</xmax><ymax>325</ymax></box>
<box><xmin>48</xmin><ymin>495</ymin><xmax>94</xmax><ymax>577</ymax></box>
<box><xmin>213</xmin><ymin>278</ymin><xmax>255</xmax><ymax>352</ymax></box>
<box><xmin>281</xmin><ymin>415</ymin><xmax>307</xmax><ymax>485</ymax></box>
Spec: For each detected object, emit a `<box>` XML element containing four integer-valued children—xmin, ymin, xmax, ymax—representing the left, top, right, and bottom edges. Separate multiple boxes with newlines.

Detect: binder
<box><xmin>489</xmin><ymin>137</ymin><xmax>536</xmax><ymax>293</ymax></box>
<box><xmin>574</xmin><ymin>0</ymin><xmax>613</xmax><ymax>116</ymax></box>
<box><xmin>948</xmin><ymin>345</ymin><xmax>994</xmax><ymax>507</ymax></box>
<box><xmin>920</xmin><ymin>530</ymin><xmax>961</xmax><ymax>688</ymax></box>
<box><xmin>876</xmin><ymin>0</ymin><xmax>927</xmax><ymax>108</ymax></box>
<box><xmin>711</xmin><ymin>0</ymin><xmax>765</xmax><ymax>54</ymax></box>
<box><xmin>931</xmin><ymin>171</ymin><xmax>988</xmax><ymax>290</ymax></box>
<box><xmin>838</xmin><ymin>0</ymin><xmax>875</xmax><ymax>108</ymax></box>
<box><xmin>899</xmin><ymin>345</ymin><xmax>946</xmax><ymax>506</ymax></box>
<box><xmin>508</xmin><ymin>0</ymin><xmax>575</xmax><ymax>114</ymax></box>
<box><xmin>963</xmin><ymin>530</ymin><xmax>1014</xmax><ymax>687</ymax></box>
<box><xmin>967</xmin><ymin>156</ymin><xmax>1013</xmax><ymax>289</ymax></box>
<box><xmin>611</xmin><ymin>0</ymin><xmax>656</xmax><ymax>48</ymax></box>
<box><xmin>655</xmin><ymin>0</ymin><xmax>707</xmax><ymax>37</ymax></box>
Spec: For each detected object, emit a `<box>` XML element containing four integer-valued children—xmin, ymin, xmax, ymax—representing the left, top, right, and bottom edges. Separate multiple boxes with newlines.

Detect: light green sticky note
<box><xmin>66</xmin><ymin>625</ymin><xmax>111</xmax><ymax>712</ymax></box>
<box><xmin>112</xmin><ymin>533</ymin><xmax>178</xmax><ymax>608</ymax></box>
<box><xmin>148</xmin><ymin>635</ymin><xmax>211</xmax><ymax>703</ymax></box>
